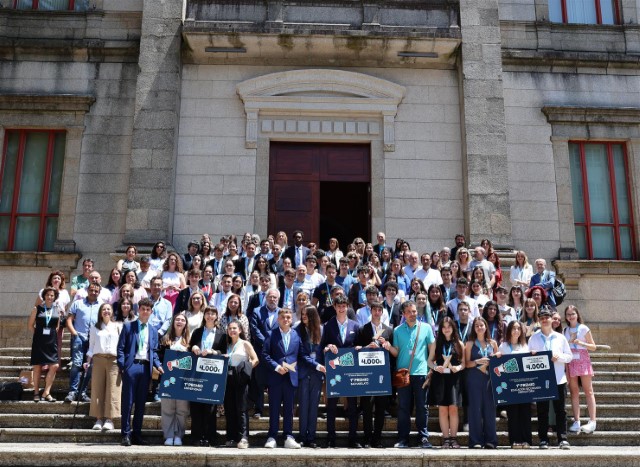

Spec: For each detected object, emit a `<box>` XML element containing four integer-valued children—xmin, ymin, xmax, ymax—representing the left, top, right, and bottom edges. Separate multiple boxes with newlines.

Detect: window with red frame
<box><xmin>0</xmin><ymin>130</ymin><xmax>65</xmax><ymax>252</ymax></box>
<box><xmin>13</xmin><ymin>0</ymin><xmax>77</xmax><ymax>10</ymax></box>
<box><xmin>569</xmin><ymin>142</ymin><xmax>636</xmax><ymax>260</ymax></box>
<box><xmin>549</xmin><ymin>0</ymin><xmax>620</xmax><ymax>25</ymax></box>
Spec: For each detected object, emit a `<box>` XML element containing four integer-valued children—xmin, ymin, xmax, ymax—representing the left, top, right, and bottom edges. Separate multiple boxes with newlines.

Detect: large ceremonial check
<box><xmin>325</xmin><ymin>347</ymin><xmax>392</xmax><ymax>398</ymax></box>
<box><xmin>159</xmin><ymin>350</ymin><xmax>229</xmax><ymax>404</ymax></box>
<box><xmin>489</xmin><ymin>350</ymin><xmax>558</xmax><ymax>406</ymax></box>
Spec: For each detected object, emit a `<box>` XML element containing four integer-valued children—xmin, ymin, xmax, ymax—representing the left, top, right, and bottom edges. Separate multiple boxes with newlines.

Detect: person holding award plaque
<box><xmin>427</xmin><ymin>317</ymin><xmax>464</xmax><ymax>448</ymax></box>
<box><xmin>464</xmin><ymin>317</ymin><xmax>499</xmax><ymax>449</ymax></box>
<box><xmin>496</xmin><ymin>321</ymin><xmax>532</xmax><ymax>448</ymax></box>
<box><xmin>564</xmin><ymin>305</ymin><xmax>597</xmax><ymax>434</ymax></box>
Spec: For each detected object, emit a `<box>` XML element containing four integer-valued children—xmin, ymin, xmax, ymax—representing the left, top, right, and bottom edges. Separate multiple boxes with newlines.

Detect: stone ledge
<box><xmin>542</xmin><ymin>106</ymin><xmax>640</xmax><ymax>126</ymax></box>
<box><xmin>0</xmin><ymin>252</ymin><xmax>81</xmax><ymax>269</ymax></box>
<box><xmin>553</xmin><ymin>260</ymin><xmax>640</xmax><ymax>277</ymax></box>
<box><xmin>0</xmin><ymin>94</ymin><xmax>95</xmax><ymax>113</ymax></box>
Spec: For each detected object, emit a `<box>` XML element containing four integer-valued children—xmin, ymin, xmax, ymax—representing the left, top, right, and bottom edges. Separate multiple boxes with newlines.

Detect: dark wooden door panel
<box><xmin>322</xmin><ymin>146</ymin><xmax>370</xmax><ymax>181</ymax></box>
<box><xmin>268</xmin><ymin>180</ymin><xmax>319</xmax><ymax>242</ymax></box>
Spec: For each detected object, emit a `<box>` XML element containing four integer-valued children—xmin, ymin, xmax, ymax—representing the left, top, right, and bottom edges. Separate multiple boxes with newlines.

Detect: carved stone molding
<box><xmin>236</xmin><ymin>69</ymin><xmax>405</xmax><ymax>151</ymax></box>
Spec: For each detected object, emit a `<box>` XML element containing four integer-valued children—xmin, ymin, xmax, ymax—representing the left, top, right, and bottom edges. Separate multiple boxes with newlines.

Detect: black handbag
<box><xmin>231</xmin><ymin>359</ymin><xmax>252</xmax><ymax>386</ymax></box>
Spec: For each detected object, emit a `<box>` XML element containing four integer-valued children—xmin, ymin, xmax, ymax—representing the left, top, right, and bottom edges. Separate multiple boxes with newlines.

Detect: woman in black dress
<box><xmin>28</xmin><ymin>286</ymin><xmax>60</xmax><ymax>402</ymax></box>
<box><xmin>427</xmin><ymin>316</ymin><xmax>465</xmax><ymax>448</ymax></box>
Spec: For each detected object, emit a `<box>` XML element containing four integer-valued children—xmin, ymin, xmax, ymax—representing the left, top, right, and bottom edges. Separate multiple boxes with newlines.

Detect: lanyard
<box><xmin>489</xmin><ymin>321</ymin><xmax>496</xmax><ymax>340</ymax></box>
<box><xmin>457</xmin><ymin>320</ymin><xmax>469</xmax><ymax>342</ymax></box>
<box><xmin>541</xmin><ymin>333</ymin><xmax>555</xmax><ymax>351</ymax></box>
<box><xmin>44</xmin><ymin>305</ymin><xmax>53</xmax><ymax>328</ymax></box>
<box><xmin>443</xmin><ymin>343</ymin><xmax>453</xmax><ymax>357</ymax></box>
<box><xmin>475</xmin><ymin>339</ymin><xmax>490</xmax><ymax>358</ymax></box>
<box><xmin>203</xmin><ymin>328</ymin><xmax>215</xmax><ymax>350</ymax></box>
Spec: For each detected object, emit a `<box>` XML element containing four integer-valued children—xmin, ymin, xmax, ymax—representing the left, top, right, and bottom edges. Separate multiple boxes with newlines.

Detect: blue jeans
<box><xmin>397</xmin><ymin>374</ymin><xmax>430</xmax><ymax>443</ymax></box>
<box><xmin>69</xmin><ymin>334</ymin><xmax>91</xmax><ymax>394</ymax></box>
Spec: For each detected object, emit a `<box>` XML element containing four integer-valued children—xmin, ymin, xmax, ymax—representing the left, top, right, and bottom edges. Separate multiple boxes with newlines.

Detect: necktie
<box><xmin>138</xmin><ymin>323</ymin><xmax>147</xmax><ymax>354</ymax></box>
<box><xmin>339</xmin><ymin>322</ymin><xmax>347</xmax><ymax>343</ymax></box>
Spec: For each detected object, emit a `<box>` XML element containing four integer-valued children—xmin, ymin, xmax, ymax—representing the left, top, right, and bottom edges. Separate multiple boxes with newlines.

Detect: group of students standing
<box><xmin>27</xmin><ymin>230</ymin><xmax>598</xmax><ymax>449</ymax></box>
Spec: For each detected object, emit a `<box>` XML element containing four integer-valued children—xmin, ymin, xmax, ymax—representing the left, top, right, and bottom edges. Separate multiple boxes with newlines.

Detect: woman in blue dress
<box><xmin>464</xmin><ymin>317</ymin><xmax>499</xmax><ymax>448</ymax></box>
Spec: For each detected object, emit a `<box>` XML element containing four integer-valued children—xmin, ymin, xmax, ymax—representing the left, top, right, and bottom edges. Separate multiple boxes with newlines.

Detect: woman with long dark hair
<box><xmin>481</xmin><ymin>300</ymin><xmax>505</xmax><ymax>346</ymax></box>
<box><xmin>295</xmin><ymin>305</ymin><xmax>325</xmax><ymax>448</ymax></box>
<box><xmin>428</xmin><ymin>317</ymin><xmax>464</xmax><ymax>448</ymax></box>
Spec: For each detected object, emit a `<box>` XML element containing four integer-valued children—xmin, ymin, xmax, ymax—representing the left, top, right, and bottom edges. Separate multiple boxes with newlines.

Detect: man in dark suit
<box><xmin>234</xmin><ymin>241</ymin><xmax>257</xmax><ymax>281</ymax></box>
<box><xmin>320</xmin><ymin>294</ymin><xmax>361</xmax><ymax>448</ymax></box>
<box><xmin>439</xmin><ymin>266</ymin><xmax>457</xmax><ymax>303</ymax></box>
<box><xmin>207</xmin><ymin>243</ymin><xmax>226</xmax><ymax>276</ymax></box>
<box><xmin>248</xmin><ymin>288</ymin><xmax>281</xmax><ymax>418</ymax></box>
<box><xmin>373</xmin><ymin>232</ymin><xmax>392</xmax><ymax>257</ymax></box>
<box><xmin>278</xmin><ymin>268</ymin><xmax>300</xmax><ymax>310</ymax></box>
<box><xmin>174</xmin><ymin>269</ymin><xmax>204</xmax><ymax>314</ymax></box>
<box><xmin>182</xmin><ymin>241</ymin><xmax>199</xmax><ymax>271</ymax></box>
<box><xmin>117</xmin><ymin>298</ymin><xmax>163</xmax><ymax>446</ymax></box>
<box><xmin>262</xmin><ymin>308</ymin><xmax>320</xmax><ymax>448</ymax></box>
<box><xmin>246</xmin><ymin>274</ymin><xmax>272</xmax><ymax>316</ymax></box>
<box><xmin>284</xmin><ymin>230</ymin><xmax>310</xmax><ymax>268</ymax></box>
<box><xmin>356</xmin><ymin>301</ymin><xmax>394</xmax><ymax>448</ymax></box>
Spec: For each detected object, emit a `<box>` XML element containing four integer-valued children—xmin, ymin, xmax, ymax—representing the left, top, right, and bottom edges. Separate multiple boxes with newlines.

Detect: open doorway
<box><xmin>319</xmin><ymin>182</ymin><xmax>370</xmax><ymax>252</ymax></box>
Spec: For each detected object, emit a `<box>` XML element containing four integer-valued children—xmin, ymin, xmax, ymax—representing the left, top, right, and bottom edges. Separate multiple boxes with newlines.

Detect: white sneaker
<box><xmin>164</xmin><ymin>438</ymin><xmax>174</xmax><ymax>446</ymax></box>
<box><xmin>581</xmin><ymin>420</ymin><xmax>597</xmax><ymax>434</ymax></box>
<box><xmin>173</xmin><ymin>437</ymin><xmax>183</xmax><ymax>446</ymax></box>
<box><xmin>569</xmin><ymin>420</ymin><xmax>581</xmax><ymax>433</ymax></box>
<box><xmin>284</xmin><ymin>437</ymin><xmax>301</xmax><ymax>449</ymax></box>
<box><xmin>237</xmin><ymin>438</ymin><xmax>249</xmax><ymax>449</ymax></box>
<box><xmin>102</xmin><ymin>419</ymin><xmax>114</xmax><ymax>431</ymax></box>
<box><xmin>92</xmin><ymin>420</ymin><xmax>103</xmax><ymax>431</ymax></box>
<box><xmin>265</xmin><ymin>437</ymin><xmax>277</xmax><ymax>448</ymax></box>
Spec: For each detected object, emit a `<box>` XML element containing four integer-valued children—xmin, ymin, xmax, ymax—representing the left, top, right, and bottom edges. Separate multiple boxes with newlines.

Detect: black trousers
<box><xmin>190</xmin><ymin>401</ymin><xmax>217</xmax><ymax>444</ymax></box>
<box><xmin>224</xmin><ymin>377</ymin><xmax>249</xmax><ymax>442</ymax></box>
<box><xmin>327</xmin><ymin>396</ymin><xmax>358</xmax><ymax>442</ymax></box>
<box><xmin>537</xmin><ymin>383</ymin><xmax>567</xmax><ymax>444</ymax></box>
<box><xmin>361</xmin><ymin>395</ymin><xmax>388</xmax><ymax>442</ymax></box>
<box><xmin>506</xmin><ymin>402</ymin><xmax>532</xmax><ymax>445</ymax></box>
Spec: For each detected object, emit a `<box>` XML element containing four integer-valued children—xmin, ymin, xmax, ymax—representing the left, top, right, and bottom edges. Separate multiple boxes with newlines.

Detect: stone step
<box><xmin>589</xmin><ymin>353</ymin><xmax>640</xmax><ymax>362</ymax></box>
<box><xmin>591</xmin><ymin>371</ymin><xmax>640</xmax><ymax>381</ymax></box>
<box><xmin>0</xmin><ymin>444</ymin><xmax>639</xmax><ymax>467</ymax></box>
<box><xmin>591</xmin><ymin>362</ymin><xmax>640</xmax><ymax>371</ymax></box>
<box><xmin>591</xmin><ymin>381</ymin><xmax>640</xmax><ymax>392</ymax></box>
<box><xmin>0</xmin><ymin>413</ymin><xmax>638</xmax><ymax>432</ymax></box>
<box><xmin>0</xmin><ymin>427</ymin><xmax>638</xmax><ymax>447</ymax></box>
<box><xmin>1</xmin><ymin>400</ymin><xmax>638</xmax><ymax>420</ymax></box>
<box><xmin>0</xmin><ymin>348</ymin><xmax>70</xmax><ymax>358</ymax></box>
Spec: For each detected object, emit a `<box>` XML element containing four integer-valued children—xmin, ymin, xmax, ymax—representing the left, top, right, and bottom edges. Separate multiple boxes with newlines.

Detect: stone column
<box><xmin>458</xmin><ymin>0</ymin><xmax>513</xmax><ymax>247</ymax></box>
<box><xmin>124</xmin><ymin>0</ymin><xmax>182</xmax><ymax>245</ymax></box>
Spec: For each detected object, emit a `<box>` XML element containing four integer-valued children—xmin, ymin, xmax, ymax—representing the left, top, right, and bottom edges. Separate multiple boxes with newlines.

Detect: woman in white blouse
<box><xmin>84</xmin><ymin>303</ymin><xmax>122</xmax><ymax>431</ymax></box>
<box><xmin>509</xmin><ymin>250</ymin><xmax>533</xmax><ymax>288</ymax></box>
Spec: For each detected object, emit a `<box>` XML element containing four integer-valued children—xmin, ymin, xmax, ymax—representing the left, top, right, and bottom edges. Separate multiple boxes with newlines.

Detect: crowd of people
<box><xmin>27</xmin><ymin>230</ymin><xmax>598</xmax><ymax>449</ymax></box>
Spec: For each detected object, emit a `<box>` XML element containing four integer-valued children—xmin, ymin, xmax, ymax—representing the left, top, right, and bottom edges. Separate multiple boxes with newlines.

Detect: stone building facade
<box><xmin>0</xmin><ymin>0</ymin><xmax>639</xmax><ymax>349</ymax></box>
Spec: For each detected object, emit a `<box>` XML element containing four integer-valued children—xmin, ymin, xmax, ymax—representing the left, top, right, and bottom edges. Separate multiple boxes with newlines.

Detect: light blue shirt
<box><xmin>68</xmin><ymin>298</ymin><xmax>101</xmax><ymax>340</ymax></box>
<box><xmin>148</xmin><ymin>296</ymin><xmax>173</xmax><ymax>336</ymax></box>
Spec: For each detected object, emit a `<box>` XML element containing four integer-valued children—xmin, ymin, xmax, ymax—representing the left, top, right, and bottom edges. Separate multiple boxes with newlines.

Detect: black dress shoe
<box><xmin>132</xmin><ymin>436</ymin><xmax>149</xmax><ymax>446</ymax></box>
<box><xmin>325</xmin><ymin>440</ymin><xmax>336</xmax><ymax>449</ymax></box>
<box><xmin>307</xmin><ymin>442</ymin><xmax>318</xmax><ymax>449</ymax></box>
<box><xmin>199</xmin><ymin>439</ymin><xmax>210</xmax><ymax>447</ymax></box>
<box><xmin>349</xmin><ymin>441</ymin><xmax>363</xmax><ymax>449</ymax></box>
<box><xmin>121</xmin><ymin>436</ymin><xmax>131</xmax><ymax>446</ymax></box>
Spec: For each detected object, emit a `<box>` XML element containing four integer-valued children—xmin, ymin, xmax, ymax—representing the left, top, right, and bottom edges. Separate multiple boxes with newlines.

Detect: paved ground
<box><xmin>1</xmin><ymin>444</ymin><xmax>639</xmax><ymax>466</ymax></box>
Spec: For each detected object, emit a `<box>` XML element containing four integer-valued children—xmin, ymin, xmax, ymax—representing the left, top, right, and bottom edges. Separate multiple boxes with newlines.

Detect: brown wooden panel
<box><xmin>270</xmin><ymin>144</ymin><xmax>318</xmax><ymax>180</ymax></box>
<box><xmin>268</xmin><ymin>180</ymin><xmax>319</xmax><ymax>243</ymax></box>
<box><xmin>322</xmin><ymin>145</ymin><xmax>370</xmax><ymax>181</ymax></box>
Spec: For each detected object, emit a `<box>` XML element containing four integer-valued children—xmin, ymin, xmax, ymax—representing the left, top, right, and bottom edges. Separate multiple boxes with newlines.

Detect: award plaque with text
<box><xmin>489</xmin><ymin>350</ymin><xmax>558</xmax><ymax>406</ymax></box>
<box><xmin>159</xmin><ymin>350</ymin><xmax>229</xmax><ymax>404</ymax></box>
<box><xmin>325</xmin><ymin>347</ymin><xmax>392</xmax><ymax>398</ymax></box>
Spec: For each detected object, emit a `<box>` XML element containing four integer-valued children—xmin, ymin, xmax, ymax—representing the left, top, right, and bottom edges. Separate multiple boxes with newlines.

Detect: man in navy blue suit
<box><xmin>284</xmin><ymin>230</ymin><xmax>310</xmax><ymax>268</ymax></box>
<box><xmin>320</xmin><ymin>294</ymin><xmax>362</xmax><ymax>448</ymax></box>
<box><xmin>117</xmin><ymin>298</ymin><xmax>163</xmax><ymax>446</ymax></box>
<box><xmin>262</xmin><ymin>308</ymin><xmax>320</xmax><ymax>448</ymax></box>
<box><xmin>249</xmin><ymin>288</ymin><xmax>281</xmax><ymax>418</ymax></box>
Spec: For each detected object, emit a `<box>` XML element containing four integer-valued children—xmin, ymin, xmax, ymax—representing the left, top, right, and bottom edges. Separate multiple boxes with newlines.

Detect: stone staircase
<box><xmin>0</xmin><ymin>345</ymin><xmax>638</xmax><ymax>465</ymax></box>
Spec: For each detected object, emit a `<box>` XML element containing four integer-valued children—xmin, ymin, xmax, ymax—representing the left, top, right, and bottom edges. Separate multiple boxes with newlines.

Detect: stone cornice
<box><xmin>542</xmin><ymin>106</ymin><xmax>640</xmax><ymax>125</ymax></box>
<box><xmin>0</xmin><ymin>94</ymin><xmax>96</xmax><ymax>113</ymax></box>
<box><xmin>0</xmin><ymin>251</ymin><xmax>82</xmax><ymax>269</ymax></box>
<box><xmin>553</xmin><ymin>260</ymin><xmax>640</xmax><ymax>289</ymax></box>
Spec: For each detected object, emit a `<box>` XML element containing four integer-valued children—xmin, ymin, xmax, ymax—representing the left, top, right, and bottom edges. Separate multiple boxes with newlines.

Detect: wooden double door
<box><xmin>268</xmin><ymin>142</ymin><xmax>371</xmax><ymax>249</ymax></box>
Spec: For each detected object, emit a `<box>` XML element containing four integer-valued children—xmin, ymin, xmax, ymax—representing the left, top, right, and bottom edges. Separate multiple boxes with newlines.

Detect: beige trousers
<box><xmin>89</xmin><ymin>354</ymin><xmax>122</xmax><ymax>419</ymax></box>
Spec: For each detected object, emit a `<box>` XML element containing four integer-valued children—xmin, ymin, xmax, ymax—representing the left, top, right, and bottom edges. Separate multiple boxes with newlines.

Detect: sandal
<box><xmin>442</xmin><ymin>438</ymin><xmax>452</xmax><ymax>449</ymax></box>
<box><xmin>42</xmin><ymin>394</ymin><xmax>56</xmax><ymax>402</ymax></box>
<box><xmin>33</xmin><ymin>394</ymin><xmax>41</xmax><ymax>402</ymax></box>
<box><xmin>450</xmin><ymin>438</ymin><xmax>461</xmax><ymax>449</ymax></box>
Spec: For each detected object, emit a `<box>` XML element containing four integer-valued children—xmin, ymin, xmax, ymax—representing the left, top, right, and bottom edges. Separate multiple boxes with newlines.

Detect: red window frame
<box><xmin>558</xmin><ymin>0</ymin><xmax>621</xmax><ymax>25</ymax></box>
<box><xmin>571</xmin><ymin>141</ymin><xmax>636</xmax><ymax>260</ymax></box>
<box><xmin>12</xmin><ymin>0</ymin><xmax>76</xmax><ymax>9</ymax></box>
<box><xmin>0</xmin><ymin>129</ymin><xmax>64</xmax><ymax>252</ymax></box>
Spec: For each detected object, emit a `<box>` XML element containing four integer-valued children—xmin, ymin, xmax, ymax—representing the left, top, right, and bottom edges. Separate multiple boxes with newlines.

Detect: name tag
<box><xmin>443</xmin><ymin>368</ymin><xmax>451</xmax><ymax>374</ymax></box>
<box><xmin>42</xmin><ymin>328</ymin><xmax>51</xmax><ymax>336</ymax></box>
